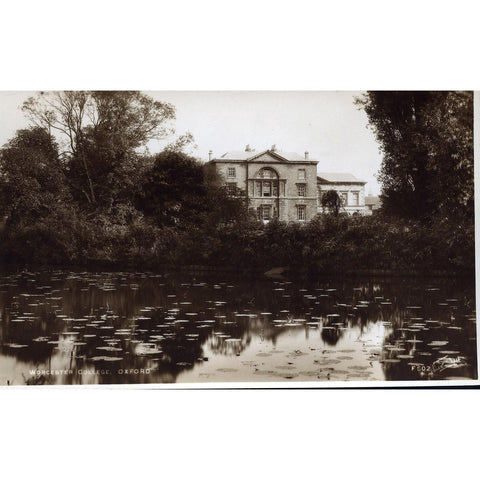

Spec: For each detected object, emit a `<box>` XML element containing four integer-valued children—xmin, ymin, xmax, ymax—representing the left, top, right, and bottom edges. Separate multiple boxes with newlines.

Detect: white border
<box><xmin>1</xmin><ymin>3</ymin><xmax>479</xmax><ymax>478</ymax></box>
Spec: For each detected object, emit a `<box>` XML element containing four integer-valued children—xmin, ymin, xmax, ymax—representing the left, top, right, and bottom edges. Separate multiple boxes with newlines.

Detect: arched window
<box><xmin>254</xmin><ymin>168</ymin><xmax>279</xmax><ymax>197</ymax></box>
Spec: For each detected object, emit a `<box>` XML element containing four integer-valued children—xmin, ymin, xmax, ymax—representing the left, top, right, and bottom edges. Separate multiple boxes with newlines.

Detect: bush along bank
<box><xmin>0</xmin><ymin>211</ymin><xmax>473</xmax><ymax>277</ymax></box>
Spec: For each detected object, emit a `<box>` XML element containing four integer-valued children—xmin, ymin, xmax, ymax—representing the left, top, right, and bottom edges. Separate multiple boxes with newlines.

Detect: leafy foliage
<box><xmin>22</xmin><ymin>91</ymin><xmax>181</xmax><ymax>206</ymax></box>
<box><xmin>0</xmin><ymin>91</ymin><xmax>474</xmax><ymax>274</ymax></box>
<box><xmin>137</xmin><ymin>150</ymin><xmax>251</xmax><ymax>229</ymax></box>
<box><xmin>357</xmin><ymin>91</ymin><xmax>473</xmax><ymax>223</ymax></box>
<box><xmin>0</xmin><ymin>127</ymin><xmax>70</xmax><ymax>223</ymax></box>
<box><xmin>320</xmin><ymin>190</ymin><xmax>343</xmax><ymax>216</ymax></box>
<box><xmin>137</xmin><ymin>151</ymin><xmax>207</xmax><ymax>227</ymax></box>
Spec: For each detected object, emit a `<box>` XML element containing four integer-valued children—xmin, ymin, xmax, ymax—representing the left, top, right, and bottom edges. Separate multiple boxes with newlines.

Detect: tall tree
<box><xmin>137</xmin><ymin>150</ymin><xmax>250</xmax><ymax>228</ymax></box>
<box><xmin>137</xmin><ymin>150</ymin><xmax>207</xmax><ymax>227</ymax></box>
<box><xmin>0</xmin><ymin>127</ymin><xmax>79</xmax><ymax>264</ymax></box>
<box><xmin>357</xmin><ymin>91</ymin><xmax>473</xmax><ymax>222</ymax></box>
<box><xmin>22</xmin><ymin>91</ymin><xmax>180</xmax><ymax>206</ymax></box>
<box><xmin>422</xmin><ymin>92</ymin><xmax>473</xmax><ymax>220</ymax></box>
<box><xmin>0</xmin><ymin>127</ymin><xmax>69</xmax><ymax>223</ymax></box>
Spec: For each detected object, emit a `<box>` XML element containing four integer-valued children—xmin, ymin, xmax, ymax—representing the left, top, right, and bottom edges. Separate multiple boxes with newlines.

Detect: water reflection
<box><xmin>0</xmin><ymin>271</ymin><xmax>476</xmax><ymax>385</ymax></box>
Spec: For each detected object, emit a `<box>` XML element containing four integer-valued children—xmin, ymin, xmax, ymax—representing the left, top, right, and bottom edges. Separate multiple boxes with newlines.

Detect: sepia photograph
<box><xmin>2</xmin><ymin>4</ymin><xmax>479</xmax><ymax>480</ymax></box>
<box><xmin>0</xmin><ymin>90</ymin><xmax>476</xmax><ymax>386</ymax></box>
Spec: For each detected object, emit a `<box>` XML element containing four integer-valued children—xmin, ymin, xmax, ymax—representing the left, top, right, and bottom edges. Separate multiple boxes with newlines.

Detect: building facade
<box><xmin>206</xmin><ymin>146</ymin><xmax>367</xmax><ymax>221</ymax></box>
<box><xmin>206</xmin><ymin>146</ymin><xmax>318</xmax><ymax>222</ymax></box>
<box><xmin>317</xmin><ymin>173</ymin><xmax>367</xmax><ymax>215</ymax></box>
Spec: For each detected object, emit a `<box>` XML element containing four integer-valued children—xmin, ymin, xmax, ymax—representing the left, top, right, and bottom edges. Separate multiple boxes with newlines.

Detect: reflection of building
<box><xmin>365</xmin><ymin>195</ymin><xmax>381</xmax><ymax>215</ymax></box>
<box><xmin>206</xmin><ymin>146</ymin><xmax>368</xmax><ymax>221</ymax></box>
<box><xmin>317</xmin><ymin>173</ymin><xmax>367</xmax><ymax>215</ymax></box>
<box><xmin>206</xmin><ymin>145</ymin><xmax>319</xmax><ymax>222</ymax></box>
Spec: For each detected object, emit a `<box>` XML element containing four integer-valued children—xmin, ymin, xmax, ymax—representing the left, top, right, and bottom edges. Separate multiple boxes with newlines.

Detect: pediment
<box><xmin>247</xmin><ymin>151</ymin><xmax>289</xmax><ymax>163</ymax></box>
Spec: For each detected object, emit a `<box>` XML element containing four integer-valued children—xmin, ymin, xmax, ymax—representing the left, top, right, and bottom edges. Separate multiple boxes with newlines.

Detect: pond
<box><xmin>0</xmin><ymin>270</ymin><xmax>476</xmax><ymax>385</ymax></box>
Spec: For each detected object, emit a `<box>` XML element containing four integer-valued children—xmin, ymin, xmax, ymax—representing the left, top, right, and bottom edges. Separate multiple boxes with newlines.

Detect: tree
<box><xmin>321</xmin><ymin>190</ymin><xmax>343</xmax><ymax>216</ymax></box>
<box><xmin>422</xmin><ymin>92</ymin><xmax>473</xmax><ymax>221</ymax></box>
<box><xmin>22</xmin><ymin>91</ymin><xmax>181</xmax><ymax>206</ymax></box>
<box><xmin>0</xmin><ymin>127</ymin><xmax>79</xmax><ymax>264</ymax></box>
<box><xmin>137</xmin><ymin>151</ymin><xmax>207</xmax><ymax>227</ymax></box>
<box><xmin>137</xmin><ymin>150</ymin><xmax>251</xmax><ymax>229</ymax></box>
<box><xmin>0</xmin><ymin>127</ymin><xmax>69</xmax><ymax>223</ymax></box>
<box><xmin>357</xmin><ymin>91</ymin><xmax>473</xmax><ymax>222</ymax></box>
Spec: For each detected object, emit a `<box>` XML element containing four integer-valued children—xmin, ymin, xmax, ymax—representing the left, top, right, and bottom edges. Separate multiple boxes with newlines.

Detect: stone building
<box><xmin>317</xmin><ymin>173</ymin><xmax>367</xmax><ymax>215</ymax></box>
<box><xmin>206</xmin><ymin>145</ymin><xmax>368</xmax><ymax>221</ymax></box>
<box><xmin>206</xmin><ymin>145</ymin><xmax>318</xmax><ymax>222</ymax></box>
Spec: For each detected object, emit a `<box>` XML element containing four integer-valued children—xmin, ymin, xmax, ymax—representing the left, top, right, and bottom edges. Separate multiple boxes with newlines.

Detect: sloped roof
<box><xmin>214</xmin><ymin>149</ymin><xmax>312</xmax><ymax>163</ymax></box>
<box><xmin>317</xmin><ymin>172</ymin><xmax>366</xmax><ymax>184</ymax></box>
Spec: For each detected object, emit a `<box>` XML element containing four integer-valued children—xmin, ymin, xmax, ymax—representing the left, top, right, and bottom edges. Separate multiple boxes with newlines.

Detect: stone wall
<box><xmin>213</xmin><ymin>159</ymin><xmax>318</xmax><ymax>222</ymax></box>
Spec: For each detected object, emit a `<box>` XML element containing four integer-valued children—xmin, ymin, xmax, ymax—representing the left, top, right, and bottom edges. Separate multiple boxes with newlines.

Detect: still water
<box><xmin>0</xmin><ymin>270</ymin><xmax>476</xmax><ymax>385</ymax></box>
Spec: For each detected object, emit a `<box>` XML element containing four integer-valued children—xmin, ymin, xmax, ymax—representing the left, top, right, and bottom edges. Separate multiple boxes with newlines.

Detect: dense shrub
<box><xmin>0</xmin><ymin>207</ymin><xmax>473</xmax><ymax>274</ymax></box>
<box><xmin>147</xmin><ymin>213</ymin><xmax>474</xmax><ymax>274</ymax></box>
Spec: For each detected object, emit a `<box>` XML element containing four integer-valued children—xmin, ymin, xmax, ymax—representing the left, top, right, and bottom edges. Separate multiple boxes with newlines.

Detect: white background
<box><xmin>1</xmin><ymin>1</ymin><xmax>479</xmax><ymax>479</ymax></box>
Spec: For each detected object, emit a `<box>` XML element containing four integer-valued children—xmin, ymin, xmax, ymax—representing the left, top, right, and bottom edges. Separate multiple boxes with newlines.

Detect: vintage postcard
<box><xmin>0</xmin><ymin>91</ymin><xmax>476</xmax><ymax>387</ymax></box>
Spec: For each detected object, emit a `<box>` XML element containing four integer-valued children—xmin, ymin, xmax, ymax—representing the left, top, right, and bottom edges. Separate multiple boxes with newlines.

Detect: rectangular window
<box><xmin>255</xmin><ymin>181</ymin><xmax>262</xmax><ymax>196</ymax></box>
<box><xmin>227</xmin><ymin>167</ymin><xmax>236</xmax><ymax>178</ymax></box>
<box><xmin>272</xmin><ymin>182</ymin><xmax>278</xmax><ymax>196</ymax></box>
<box><xmin>297</xmin><ymin>184</ymin><xmax>306</xmax><ymax>197</ymax></box>
<box><xmin>226</xmin><ymin>183</ymin><xmax>237</xmax><ymax>196</ymax></box>
<box><xmin>352</xmin><ymin>192</ymin><xmax>359</xmax><ymax>206</ymax></box>
<box><xmin>340</xmin><ymin>191</ymin><xmax>348</xmax><ymax>205</ymax></box>
<box><xmin>297</xmin><ymin>205</ymin><xmax>306</xmax><ymax>221</ymax></box>
<box><xmin>298</xmin><ymin>169</ymin><xmax>306</xmax><ymax>180</ymax></box>
<box><xmin>263</xmin><ymin>181</ymin><xmax>271</xmax><ymax>197</ymax></box>
<box><xmin>262</xmin><ymin>205</ymin><xmax>271</xmax><ymax>221</ymax></box>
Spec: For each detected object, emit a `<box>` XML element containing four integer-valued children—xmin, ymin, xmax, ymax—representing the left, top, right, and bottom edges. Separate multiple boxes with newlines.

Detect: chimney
<box><xmin>305</xmin><ymin>151</ymin><xmax>309</xmax><ymax>160</ymax></box>
<box><xmin>245</xmin><ymin>144</ymin><xmax>251</xmax><ymax>152</ymax></box>
<box><xmin>208</xmin><ymin>150</ymin><xmax>213</xmax><ymax>161</ymax></box>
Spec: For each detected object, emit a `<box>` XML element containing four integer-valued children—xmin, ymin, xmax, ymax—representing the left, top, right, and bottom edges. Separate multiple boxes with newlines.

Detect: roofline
<box><xmin>208</xmin><ymin>148</ymin><xmax>318</xmax><ymax>164</ymax></box>
<box><xmin>317</xmin><ymin>176</ymin><xmax>367</xmax><ymax>185</ymax></box>
<box><xmin>209</xmin><ymin>158</ymin><xmax>318</xmax><ymax>165</ymax></box>
<box><xmin>317</xmin><ymin>181</ymin><xmax>367</xmax><ymax>185</ymax></box>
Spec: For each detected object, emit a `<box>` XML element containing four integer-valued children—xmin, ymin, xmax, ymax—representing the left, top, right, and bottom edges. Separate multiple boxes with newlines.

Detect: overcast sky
<box><xmin>0</xmin><ymin>91</ymin><xmax>383</xmax><ymax>194</ymax></box>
